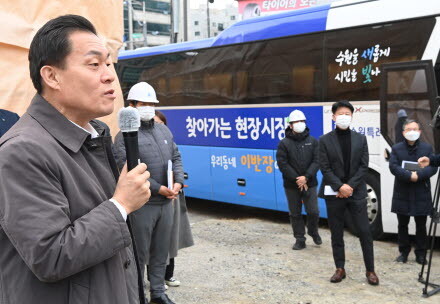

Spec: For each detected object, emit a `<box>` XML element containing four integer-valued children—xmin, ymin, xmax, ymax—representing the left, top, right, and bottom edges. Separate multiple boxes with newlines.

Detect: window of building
<box><xmin>231</xmin><ymin>16</ymin><xmax>235</xmax><ymax>20</ymax></box>
<box><xmin>195</xmin><ymin>31</ymin><xmax>200</xmax><ymax>36</ymax></box>
<box><xmin>194</xmin><ymin>21</ymin><xmax>199</xmax><ymax>26</ymax></box>
<box><xmin>145</xmin><ymin>0</ymin><xmax>171</xmax><ymax>14</ymax></box>
<box><xmin>147</xmin><ymin>23</ymin><xmax>171</xmax><ymax>36</ymax></box>
<box><xmin>218</xmin><ymin>23</ymin><xmax>224</xmax><ymax>31</ymax></box>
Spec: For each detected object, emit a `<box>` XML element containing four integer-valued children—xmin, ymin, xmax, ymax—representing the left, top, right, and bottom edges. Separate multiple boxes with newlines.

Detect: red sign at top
<box><xmin>238</xmin><ymin>0</ymin><xmax>315</xmax><ymax>15</ymax></box>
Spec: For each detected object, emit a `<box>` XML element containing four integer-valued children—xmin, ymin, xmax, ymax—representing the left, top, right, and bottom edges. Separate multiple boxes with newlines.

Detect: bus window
<box><xmin>204</xmin><ymin>73</ymin><xmax>233</xmax><ymax>98</ymax></box>
<box><xmin>169</xmin><ymin>76</ymin><xmax>183</xmax><ymax>93</ymax></box>
<box><xmin>234</xmin><ymin>71</ymin><xmax>248</xmax><ymax>101</ymax></box>
<box><xmin>292</xmin><ymin>65</ymin><xmax>319</xmax><ymax>100</ymax></box>
<box><xmin>326</xmin><ymin>18</ymin><xmax>435</xmax><ymax>101</ymax></box>
<box><xmin>385</xmin><ymin>68</ymin><xmax>435</xmax><ymax>148</ymax></box>
<box><xmin>156</xmin><ymin>78</ymin><xmax>167</xmax><ymax>97</ymax></box>
<box><xmin>246</xmin><ymin>34</ymin><xmax>323</xmax><ymax>104</ymax></box>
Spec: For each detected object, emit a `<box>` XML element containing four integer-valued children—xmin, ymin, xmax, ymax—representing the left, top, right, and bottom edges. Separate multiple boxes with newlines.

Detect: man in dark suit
<box><xmin>319</xmin><ymin>101</ymin><xmax>379</xmax><ymax>285</ymax></box>
<box><xmin>0</xmin><ymin>109</ymin><xmax>19</xmax><ymax>137</ymax></box>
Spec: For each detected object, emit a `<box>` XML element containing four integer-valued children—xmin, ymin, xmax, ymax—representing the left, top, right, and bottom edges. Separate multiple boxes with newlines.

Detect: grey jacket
<box><xmin>0</xmin><ymin>95</ymin><xmax>143</xmax><ymax>304</ymax></box>
<box><xmin>114</xmin><ymin>120</ymin><xmax>184</xmax><ymax>205</ymax></box>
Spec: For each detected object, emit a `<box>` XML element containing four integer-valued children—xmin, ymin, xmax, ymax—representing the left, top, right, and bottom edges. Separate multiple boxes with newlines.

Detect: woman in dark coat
<box><xmin>389</xmin><ymin>119</ymin><xmax>437</xmax><ymax>264</ymax></box>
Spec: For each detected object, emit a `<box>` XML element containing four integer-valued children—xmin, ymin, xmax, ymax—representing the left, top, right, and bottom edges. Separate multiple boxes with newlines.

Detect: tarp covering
<box><xmin>0</xmin><ymin>0</ymin><xmax>124</xmax><ymax>134</ymax></box>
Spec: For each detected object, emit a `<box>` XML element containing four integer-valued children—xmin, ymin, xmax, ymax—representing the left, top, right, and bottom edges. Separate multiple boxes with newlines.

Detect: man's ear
<box><xmin>40</xmin><ymin>65</ymin><xmax>60</xmax><ymax>91</ymax></box>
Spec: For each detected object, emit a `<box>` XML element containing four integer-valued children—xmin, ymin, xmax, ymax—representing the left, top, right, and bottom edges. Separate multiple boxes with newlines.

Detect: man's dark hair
<box><xmin>402</xmin><ymin>119</ymin><xmax>421</xmax><ymax>131</ymax></box>
<box><xmin>29</xmin><ymin>15</ymin><xmax>97</xmax><ymax>94</ymax></box>
<box><xmin>331</xmin><ymin>100</ymin><xmax>354</xmax><ymax>114</ymax></box>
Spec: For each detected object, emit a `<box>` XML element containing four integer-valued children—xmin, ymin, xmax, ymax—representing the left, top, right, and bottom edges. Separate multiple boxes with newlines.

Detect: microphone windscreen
<box><xmin>118</xmin><ymin>106</ymin><xmax>141</xmax><ymax>132</ymax></box>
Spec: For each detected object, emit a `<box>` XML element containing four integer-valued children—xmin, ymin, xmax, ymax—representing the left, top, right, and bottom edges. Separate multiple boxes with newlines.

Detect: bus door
<box><xmin>379</xmin><ymin>60</ymin><xmax>439</xmax><ymax>234</ymax></box>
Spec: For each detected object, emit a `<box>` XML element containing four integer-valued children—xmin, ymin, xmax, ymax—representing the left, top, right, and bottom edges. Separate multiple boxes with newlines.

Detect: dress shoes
<box><xmin>416</xmin><ymin>255</ymin><xmax>426</xmax><ymax>265</ymax></box>
<box><xmin>312</xmin><ymin>234</ymin><xmax>322</xmax><ymax>245</ymax></box>
<box><xmin>395</xmin><ymin>254</ymin><xmax>408</xmax><ymax>263</ymax></box>
<box><xmin>330</xmin><ymin>268</ymin><xmax>346</xmax><ymax>283</ymax></box>
<box><xmin>292</xmin><ymin>240</ymin><xmax>306</xmax><ymax>250</ymax></box>
<box><xmin>366</xmin><ymin>271</ymin><xmax>379</xmax><ymax>285</ymax></box>
<box><xmin>150</xmin><ymin>294</ymin><xmax>176</xmax><ymax>304</ymax></box>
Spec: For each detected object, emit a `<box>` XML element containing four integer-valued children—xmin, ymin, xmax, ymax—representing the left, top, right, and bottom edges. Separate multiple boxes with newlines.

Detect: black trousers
<box><xmin>285</xmin><ymin>187</ymin><xmax>320</xmax><ymax>242</ymax></box>
<box><xmin>396</xmin><ymin>214</ymin><xmax>427</xmax><ymax>257</ymax></box>
<box><xmin>165</xmin><ymin>258</ymin><xmax>175</xmax><ymax>281</ymax></box>
<box><xmin>326</xmin><ymin>198</ymin><xmax>375</xmax><ymax>272</ymax></box>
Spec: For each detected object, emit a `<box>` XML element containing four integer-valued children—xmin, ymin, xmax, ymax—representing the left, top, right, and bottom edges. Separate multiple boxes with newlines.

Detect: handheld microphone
<box><xmin>118</xmin><ymin>106</ymin><xmax>141</xmax><ymax>171</ymax></box>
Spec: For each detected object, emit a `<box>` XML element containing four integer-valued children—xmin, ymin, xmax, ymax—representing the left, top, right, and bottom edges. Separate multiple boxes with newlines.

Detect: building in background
<box><xmin>123</xmin><ymin>0</ymin><xmax>344</xmax><ymax>49</ymax></box>
<box><xmin>123</xmin><ymin>0</ymin><xmax>172</xmax><ymax>49</ymax></box>
<box><xmin>186</xmin><ymin>0</ymin><xmax>342</xmax><ymax>41</ymax></box>
<box><xmin>188</xmin><ymin>1</ymin><xmax>238</xmax><ymax>40</ymax></box>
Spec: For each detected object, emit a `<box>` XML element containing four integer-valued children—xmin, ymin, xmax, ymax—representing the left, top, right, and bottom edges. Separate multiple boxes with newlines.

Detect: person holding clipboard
<box><xmin>114</xmin><ymin>82</ymin><xmax>183</xmax><ymax>304</ymax></box>
<box><xmin>389</xmin><ymin>119</ymin><xmax>437</xmax><ymax>265</ymax></box>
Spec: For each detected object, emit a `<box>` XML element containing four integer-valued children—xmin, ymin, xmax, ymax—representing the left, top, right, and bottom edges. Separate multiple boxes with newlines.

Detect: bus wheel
<box><xmin>345</xmin><ymin>172</ymin><xmax>384</xmax><ymax>240</ymax></box>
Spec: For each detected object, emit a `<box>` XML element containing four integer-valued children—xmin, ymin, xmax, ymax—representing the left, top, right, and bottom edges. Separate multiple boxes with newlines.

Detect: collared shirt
<box><xmin>69</xmin><ymin>120</ymin><xmax>100</xmax><ymax>139</ymax></box>
<box><xmin>68</xmin><ymin>119</ymin><xmax>127</xmax><ymax>221</ymax></box>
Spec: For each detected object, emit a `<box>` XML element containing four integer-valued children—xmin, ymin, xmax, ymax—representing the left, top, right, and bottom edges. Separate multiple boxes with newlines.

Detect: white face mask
<box><xmin>404</xmin><ymin>130</ymin><xmax>420</xmax><ymax>142</ymax></box>
<box><xmin>292</xmin><ymin>122</ymin><xmax>306</xmax><ymax>133</ymax></box>
<box><xmin>137</xmin><ymin>106</ymin><xmax>155</xmax><ymax>121</ymax></box>
<box><xmin>335</xmin><ymin>114</ymin><xmax>352</xmax><ymax>130</ymax></box>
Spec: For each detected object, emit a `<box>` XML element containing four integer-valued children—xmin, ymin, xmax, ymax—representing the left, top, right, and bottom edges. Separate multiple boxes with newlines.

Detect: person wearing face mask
<box><xmin>114</xmin><ymin>82</ymin><xmax>183</xmax><ymax>304</ymax></box>
<box><xmin>389</xmin><ymin>120</ymin><xmax>437</xmax><ymax>265</ymax></box>
<box><xmin>318</xmin><ymin>101</ymin><xmax>379</xmax><ymax>285</ymax></box>
<box><xmin>276</xmin><ymin>110</ymin><xmax>321</xmax><ymax>250</ymax></box>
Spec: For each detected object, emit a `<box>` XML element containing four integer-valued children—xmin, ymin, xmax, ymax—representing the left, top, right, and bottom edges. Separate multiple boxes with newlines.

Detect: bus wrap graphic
<box><xmin>162</xmin><ymin>106</ymin><xmax>323</xmax><ymax>149</ymax></box>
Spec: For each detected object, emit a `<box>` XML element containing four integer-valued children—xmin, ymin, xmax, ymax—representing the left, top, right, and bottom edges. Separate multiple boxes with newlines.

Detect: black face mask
<box><xmin>430</xmin><ymin>97</ymin><xmax>440</xmax><ymax>130</ymax></box>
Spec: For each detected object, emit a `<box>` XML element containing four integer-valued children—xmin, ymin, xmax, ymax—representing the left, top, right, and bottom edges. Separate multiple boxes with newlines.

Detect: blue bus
<box><xmin>115</xmin><ymin>0</ymin><xmax>440</xmax><ymax>238</ymax></box>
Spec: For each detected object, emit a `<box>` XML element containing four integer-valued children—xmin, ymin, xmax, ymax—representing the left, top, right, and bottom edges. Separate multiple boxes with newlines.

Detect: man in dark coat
<box><xmin>319</xmin><ymin>100</ymin><xmax>378</xmax><ymax>285</ymax></box>
<box><xmin>276</xmin><ymin>109</ymin><xmax>321</xmax><ymax>250</ymax></box>
<box><xmin>0</xmin><ymin>109</ymin><xmax>19</xmax><ymax>137</ymax></box>
<box><xmin>389</xmin><ymin>119</ymin><xmax>437</xmax><ymax>264</ymax></box>
<box><xmin>0</xmin><ymin>15</ymin><xmax>151</xmax><ymax>304</ymax></box>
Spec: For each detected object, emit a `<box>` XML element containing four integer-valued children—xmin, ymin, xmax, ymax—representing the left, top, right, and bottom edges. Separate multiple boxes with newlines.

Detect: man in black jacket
<box><xmin>276</xmin><ymin>110</ymin><xmax>321</xmax><ymax>250</ymax></box>
<box><xmin>319</xmin><ymin>101</ymin><xmax>379</xmax><ymax>285</ymax></box>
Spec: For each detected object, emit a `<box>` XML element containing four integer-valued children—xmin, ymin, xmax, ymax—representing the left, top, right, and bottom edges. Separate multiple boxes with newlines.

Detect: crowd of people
<box><xmin>0</xmin><ymin>14</ymin><xmax>438</xmax><ymax>304</ymax></box>
<box><xmin>276</xmin><ymin>101</ymin><xmax>438</xmax><ymax>287</ymax></box>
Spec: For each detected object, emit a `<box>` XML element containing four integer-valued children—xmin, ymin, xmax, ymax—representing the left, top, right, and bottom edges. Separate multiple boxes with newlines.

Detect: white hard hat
<box><xmin>127</xmin><ymin>82</ymin><xmax>159</xmax><ymax>103</ymax></box>
<box><xmin>288</xmin><ymin>110</ymin><xmax>306</xmax><ymax>123</ymax></box>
